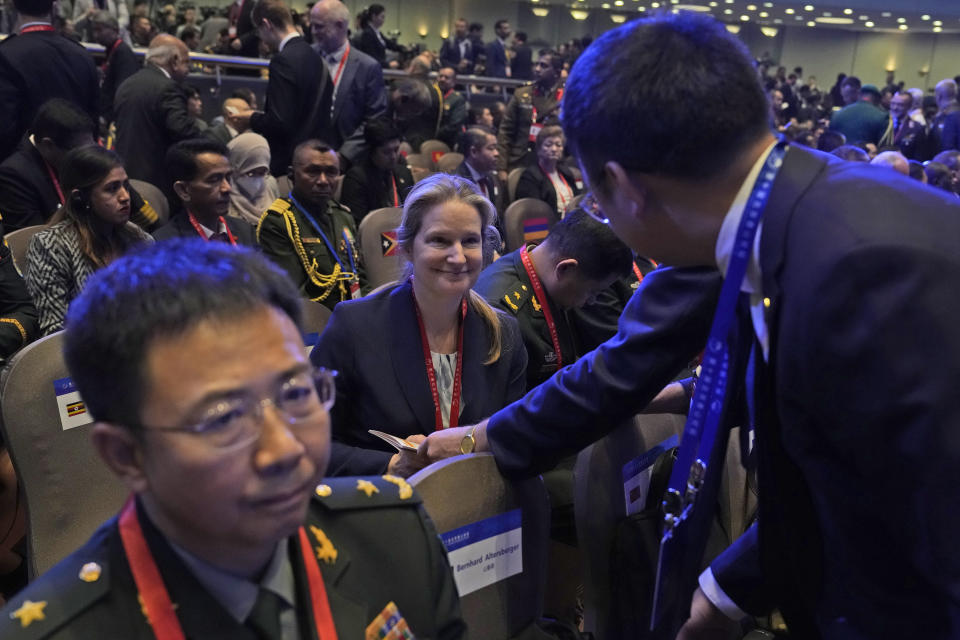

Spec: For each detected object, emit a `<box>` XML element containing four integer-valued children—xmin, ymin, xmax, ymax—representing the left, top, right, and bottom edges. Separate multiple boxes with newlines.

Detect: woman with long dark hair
<box><xmin>25</xmin><ymin>145</ymin><xmax>152</xmax><ymax>335</ymax></box>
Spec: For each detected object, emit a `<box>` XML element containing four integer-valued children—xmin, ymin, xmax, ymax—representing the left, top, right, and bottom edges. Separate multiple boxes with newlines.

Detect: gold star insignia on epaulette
<box><xmin>78</xmin><ymin>562</ymin><xmax>101</xmax><ymax>582</ymax></box>
<box><xmin>357</xmin><ymin>479</ymin><xmax>379</xmax><ymax>497</ymax></box>
<box><xmin>315</xmin><ymin>484</ymin><xmax>332</xmax><ymax>497</ymax></box>
<box><xmin>310</xmin><ymin>525</ymin><xmax>338</xmax><ymax>564</ymax></box>
<box><xmin>503</xmin><ymin>294</ymin><xmax>519</xmax><ymax>311</ymax></box>
<box><xmin>10</xmin><ymin>600</ymin><xmax>46</xmax><ymax>628</ymax></box>
<box><xmin>531</xmin><ymin>296</ymin><xmax>542</xmax><ymax>312</ymax></box>
<box><xmin>382</xmin><ymin>474</ymin><xmax>413</xmax><ymax>499</ymax></box>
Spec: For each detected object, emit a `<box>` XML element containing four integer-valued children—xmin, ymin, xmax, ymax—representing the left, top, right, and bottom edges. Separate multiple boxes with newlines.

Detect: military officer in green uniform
<box><xmin>257</xmin><ymin>140</ymin><xmax>367</xmax><ymax>310</ymax></box>
<box><xmin>474</xmin><ymin>208</ymin><xmax>633</xmax><ymax>389</ymax></box>
<box><xmin>496</xmin><ymin>51</ymin><xmax>565</xmax><ymax>175</ymax></box>
<box><xmin>0</xmin><ymin>240</ymin><xmax>465</xmax><ymax>639</ymax></box>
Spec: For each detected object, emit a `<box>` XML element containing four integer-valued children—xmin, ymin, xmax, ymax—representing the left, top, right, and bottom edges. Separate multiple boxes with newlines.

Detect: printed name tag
<box><xmin>54</xmin><ymin>377</ymin><xmax>93</xmax><ymax>431</ymax></box>
<box><xmin>440</xmin><ymin>508</ymin><xmax>523</xmax><ymax>596</ymax></box>
<box><xmin>528</xmin><ymin>123</ymin><xmax>543</xmax><ymax>143</ymax></box>
<box><xmin>621</xmin><ymin>434</ymin><xmax>678</xmax><ymax>516</ymax></box>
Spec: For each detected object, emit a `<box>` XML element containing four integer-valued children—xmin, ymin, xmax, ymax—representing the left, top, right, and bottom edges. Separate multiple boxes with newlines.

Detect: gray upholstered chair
<box><xmin>357</xmin><ymin>206</ymin><xmax>404</xmax><ymax>289</ymax></box>
<box><xmin>4</xmin><ymin>225</ymin><xmax>44</xmax><ymax>275</ymax></box>
<box><xmin>0</xmin><ymin>331</ymin><xmax>127</xmax><ymax>578</ymax></box>
<box><xmin>410</xmin><ymin>453</ymin><xmax>551</xmax><ymax>639</ymax></box>
<box><xmin>435</xmin><ymin>152</ymin><xmax>464</xmax><ymax>174</ymax></box>
<box><xmin>502</xmin><ymin>198</ymin><xmax>559</xmax><ymax>252</ymax></box>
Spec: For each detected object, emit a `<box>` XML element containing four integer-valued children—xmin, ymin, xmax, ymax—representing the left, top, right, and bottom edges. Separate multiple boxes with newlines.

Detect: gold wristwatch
<box><xmin>459</xmin><ymin>426</ymin><xmax>477</xmax><ymax>454</ymax></box>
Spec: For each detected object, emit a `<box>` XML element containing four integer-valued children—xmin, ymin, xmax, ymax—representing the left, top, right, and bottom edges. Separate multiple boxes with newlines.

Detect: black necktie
<box><xmin>246</xmin><ymin>588</ymin><xmax>284</xmax><ymax>640</ymax></box>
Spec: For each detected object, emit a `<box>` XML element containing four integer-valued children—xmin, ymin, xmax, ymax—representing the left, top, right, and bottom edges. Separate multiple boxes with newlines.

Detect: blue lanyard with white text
<box><xmin>287</xmin><ymin>192</ymin><xmax>350</xmax><ymax>271</ymax></box>
<box><xmin>660</xmin><ymin>142</ymin><xmax>787</xmax><ymax>539</ymax></box>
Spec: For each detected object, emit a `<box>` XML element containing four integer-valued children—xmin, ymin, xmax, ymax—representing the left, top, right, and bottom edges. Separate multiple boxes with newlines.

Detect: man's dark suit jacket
<box><xmin>152</xmin><ymin>210</ymin><xmax>256</xmax><ymax>246</ymax></box>
<box><xmin>310</xmin><ymin>280</ymin><xmax>527</xmax><ymax>477</ymax></box>
<box><xmin>114</xmin><ymin>65</ymin><xmax>205</xmax><ymax>191</ymax></box>
<box><xmin>439</xmin><ymin>37</ymin><xmax>473</xmax><ymax>73</ymax></box>
<box><xmin>0</xmin><ymin>485</ymin><xmax>466</xmax><ymax>638</ymax></box>
<box><xmin>484</xmin><ymin>39</ymin><xmax>508</xmax><ymax>78</ymax></box>
<box><xmin>938</xmin><ymin>110</ymin><xmax>960</xmax><ymax>154</ymax></box>
<box><xmin>250</xmin><ymin>37</ymin><xmax>332</xmax><ymax>176</ymax></box>
<box><xmin>314</xmin><ymin>44</ymin><xmax>386</xmax><ymax>162</ymax></box>
<box><xmin>891</xmin><ymin>117</ymin><xmax>929</xmax><ymax>161</ymax></box>
<box><xmin>454</xmin><ymin>160</ymin><xmax>507</xmax><ymax>217</ymax></box>
<box><xmin>100</xmin><ymin>40</ymin><xmax>140</xmax><ymax>124</ymax></box>
<box><xmin>0</xmin><ymin>30</ymin><xmax>99</xmax><ymax>160</ymax></box>
<box><xmin>512</xmin><ymin>44</ymin><xmax>532</xmax><ymax>80</ymax></box>
<box><xmin>485</xmin><ymin>144</ymin><xmax>960</xmax><ymax>637</ymax></box>
<box><xmin>339</xmin><ymin>159</ymin><xmax>414</xmax><ymax>226</ymax></box>
<box><xmin>204</xmin><ymin>121</ymin><xmax>234</xmax><ymax>146</ymax></box>
<box><xmin>514</xmin><ymin>163</ymin><xmax>582</xmax><ymax>214</ymax></box>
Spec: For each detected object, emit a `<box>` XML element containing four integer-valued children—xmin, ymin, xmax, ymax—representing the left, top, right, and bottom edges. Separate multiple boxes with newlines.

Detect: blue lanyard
<box><xmin>287</xmin><ymin>192</ymin><xmax>355</xmax><ymax>273</ymax></box>
<box><xmin>660</xmin><ymin>142</ymin><xmax>787</xmax><ymax>538</ymax></box>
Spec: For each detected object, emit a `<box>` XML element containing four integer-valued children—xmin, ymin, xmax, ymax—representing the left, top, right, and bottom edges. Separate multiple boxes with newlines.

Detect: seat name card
<box><xmin>54</xmin><ymin>377</ymin><xmax>92</xmax><ymax>431</ymax></box>
<box><xmin>440</xmin><ymin>508</ymin><xmax>522</xmax><ymax>596</ymax></box>
<box><xmin>622</xmin><ymin>434</ymin><xmax>678</xmax><ymax>516</ymax></box>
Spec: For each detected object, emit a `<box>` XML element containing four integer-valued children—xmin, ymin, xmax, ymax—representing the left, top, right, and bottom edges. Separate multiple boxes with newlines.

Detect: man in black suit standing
<box><xmin>90</xmin><ymin>11</ymin><xmax>140</xmax><ymax>133</ymax></box>
<box><xmin>422</xmin><ymin>12</ymin><xmax>960</xmax><ymax>640</ymax></box>
<box><xmin>153</xmin><ymin>138</ymin><xmax>256</xmax><ymax>246</ymax></box>
<box><xmin>485</xmin><ymin>19</ymin><xmax>511</xmax><ymax>79</ymax></box>
<box><xmin>114</xmin><ymin>34</ymin><xmax>205</xmax><ymax>192</ymax></box>
<box><xmin>511</xmin><ymin>32</ymin><xmax>533</xmax><ymax>81</ymax></box>
<box><xmin>235</xmin><ymin>0</ymin><xmax>332</xmax><ymax>177</ymax></box>
<box><xmin>439</xmin><ymin>18</ymin><xmax>473</xmax><ymax>74</ymax></box>
<box><xmin>0</xmin><ymin>0</ymin><xmax>99</xmax><ymax>161</ymax></box>
<box><xmin>310</xmin><ymin>0</ymin><xmax>386</xmax><ymax>164</ymax></box>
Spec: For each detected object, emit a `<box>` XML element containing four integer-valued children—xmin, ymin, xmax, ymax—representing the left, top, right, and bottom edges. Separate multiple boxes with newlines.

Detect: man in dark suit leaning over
<box><xmin>114</xmin><ymin>34</ymin><xmax>205</xmax><ymax>193</ymax></box>
<box><xmin>309</xmin><ymin>0</ymin><xmax>386</xmax><ymax>165</ymax></box>
<box><xmin>0</xmin><ymin>0</ymin><xmax>99</xmax><ymax>161</ymax></box>
<box><xmin>421</xmin><ymin>12</ymin><xmax>960</xmax><ymax>639</ymax></box>
<box><xmin>0</xmin><ymin>240</ymin><xmax>466</xmax><ymax>639</ymax></box>
<box><xmin>153</xmin><ymin>138</ymin><xmax>256</xmax><ymax>246</ymax></box>
<box><xmin>234</xmin><ymin>0</ymin><xmax>332</xmax><ymax>177</ymax></box>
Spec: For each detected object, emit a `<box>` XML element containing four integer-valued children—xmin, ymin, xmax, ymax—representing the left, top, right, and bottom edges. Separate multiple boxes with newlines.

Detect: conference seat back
<box><xmin>503</xmin><ymin>198</ymin><xmax>558</xmax><ymax>252</ymax></box>
<box><xmin>0</xmin><ymin>331</ymin><xmax>127</xmax><ymax>579</ymax></box>
<box><xmin>404</xmin><ymin>153</ymin><xmax>432</xmax><ymax>170</ymax></box>
<box><xmin>409</xmin><ymin>453</ymin><xmax>550</xmax><ymax>639</ymax></box>
<box><xmin>435</xmin><ymin>152</ymin><xmax>464</xmax><ymax>174</ymax></box>
<box><xmin>507</xmin><ymin>167</ymin><xmax>525</xmax><ymax>203</ymax></box>
<box><xmin>4</xmin><ymin>225</ymin><xmax>44</xmax><ymax>274</ymax></box>
<box><xmin>419</xmin><ymin>139</ymin><xmax>451</xmax><ymax>169</ymax></box>
<box><xmin>357</xmin><ymin>206</ymin><xmax>404</xmax><ymax>289</ymax></box>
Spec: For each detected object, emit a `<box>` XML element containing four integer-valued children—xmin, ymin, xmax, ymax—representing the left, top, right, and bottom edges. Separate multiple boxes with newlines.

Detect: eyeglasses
<box><xmin>138</xmin><ymin>367</ymin><xmax>337</xmax><ymax>452</ymax></box>
<box><xmin>579</xmin><ymin>192</ymin><xmax>610</xmax><ymax>225</ymax></box>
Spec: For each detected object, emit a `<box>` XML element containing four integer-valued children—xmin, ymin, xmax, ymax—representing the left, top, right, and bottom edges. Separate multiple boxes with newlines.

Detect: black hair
<box><xmin>180</xmin><ymin>26</ymin><xmax>199</xmax><ymax>41</ymax></box>
<box><xmin>816</xmin><ymin>130</ymin><xmax>846</xmax><ymax>153</ymax></box>
<box><xmin>514</xmin><ymin>31</ymin><xmax>527</xmax><ymax>43</ymax></box>
<box><xmin>231</xmin><ymin>87</ymin><xmax>256</xmax><ymax>105</ymax></box>
<box><xmin>363</xmin><ymin>117</ymin><xmax>401</xmax><ymax>150</ymax></box>
<box><xmin>357</xmin><ymin>3</ymin><xmax>384</xmax><ymax>28</ymax></box>
<box><xmin>542</xmin><ymin>208</ymin><xmax>632</xmax><ymax>281</ymax></box>
<box><xmin>31</xmin><ymin>99</ymin><xmax>94</xmax><ymax>149</ymax></box>
<box><xmin>183</xmin><ymin>83</ymin><xmax>200</xmax><ymax>99</ymax></box>
<box><xmin>539</xmin><ymin>49</ymin><xmax>563</xmax><ymax>73</ymax></box>
<box><xmin>458</xmin><ymin>126</ymin><xmax>494</xmax><ymax>156</ymax></box>
<box><xmin>908</xmin><ymin>160</ymin><xmax>926</xmax><ymax>182</ymax></box>
<box><xmin>468</xmin><ymin>22</ymin><xmax>482</xmax><ymax>33</ymax></box>
<box><xmin>63</xmin><ymin>240</ymin><xmax>303</xmax><ymax>426</ymax></box>
<box><xmin>494</xmin><ymin>19</ymin><xmax>509</xmax><ymax>31</ymax></box>
<box><xmin>291</xmin><ymin>139</ymin><xmax>336</xmax><ymax>168</ymax></box>
<box><xmin>932</xmin><ymin>150</ymin><xmax>960</xmax><ymax>171</ymax></box>
<box><xmin>924</xmin><ymin>162</ymin><xmax>954</xmax><ymax>192</ymax></box>
<box><xmin>841</xmin><ymin>76</ymin><xmax>861</xmax><ymax>90</ymax></box>
<box><xmin>166</xmin><ymin>138</ymin><xmax>229</xmax><ymax>184</ymax></box>
<box><xmin>252</xmin><ymin>0</ymin><xmax>292</xmax><ymax>28</ymax></box>
<box><xmin>562</xmin><ymin>12</ymin><xmax>768</xmax><ymax>186</ymax></box>
<box><xmin>830</xmin><ymin>145</ymin><xmax>869</xmax><ymax>162</ymax></box>
<box><xmin>13</xmin><ymin>0</ymin><xmax>52</xmax><ymax>15</ymax></box>
<box><xmin>467</xmin><ymin>105</ymin><xmax>491</xmax><ymax>126</ymax></box>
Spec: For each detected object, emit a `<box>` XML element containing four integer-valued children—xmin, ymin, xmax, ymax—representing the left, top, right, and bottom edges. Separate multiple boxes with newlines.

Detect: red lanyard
<box><xmin>187</xmin><ymin>211</ymin><xmax>237</xmax><ymax>245</ymax></box>
<box><xmin>20</xmin><ymin>23</ymin><xmax>54</xmax><ymax>33</ymax></box>
<box><xmin>332</xmin><ymin>44</ymin><xmax>350</xmax><ymax>87</ymax></box>
<box><xmin>412</xmin><ymin>288</ymin><xmax>466</xmax><ymax>429</ymax></box>
<box><xmin>443</xmin><ymin>88</ymin><xmax>454</xmax><ymax>100</ymax></box>
<box><xmin>118</xmin><ymin>497</ymin><xmax>338</xmax><ymax>640</ymax></box>
<box><xmin>632</xmin><ymin>258</ymin><xmax>659</xmax><ymax>283</ymax></box>
<box><xmin>520</xmin><ymin>245</ymin><xmax>562</xmax><ymax>369</ymax></box>
<box><xmin>43</xmin><ymin>159</ymin><xmax>64</xmax><ymax>205</ymax></box>
<box><xmin>539</xmin><ymin>163</ymin><xmax>571</xmax><ymax>209</ymax></box>
<box><xmin>101</xmin><ymin>38</ymin><xmax>122</xmax><ymax>71</ymax></box>
<box><xmin>531</xmin><ymin>87</ymin><xmax>564</xmax><ymax>123</ymax></box>
<box><xmin>390</xmin><ymin>174</ymin><xmax>399</xmax><ymax>207</ymax></box>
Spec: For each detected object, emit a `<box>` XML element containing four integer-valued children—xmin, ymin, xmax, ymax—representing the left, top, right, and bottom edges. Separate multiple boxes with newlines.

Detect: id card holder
<box><xmin>350</xmin><ymin>279</ymin><xmax>362</xmax><ymax>299</ymax></box>
<box><xmin>228</xmin><ymin>25</ymin><xmax>237</xmax><ymax>37</ymax></box>
<box><xmin>528</xmin><ymin>123</ymin><xmax>543</xmax><ymax>143</ymax></box>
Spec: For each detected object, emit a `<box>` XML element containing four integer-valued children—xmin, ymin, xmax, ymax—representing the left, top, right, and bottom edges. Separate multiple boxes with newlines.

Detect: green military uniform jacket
<box><xmin>474</xmin><ymin>247</ymin><xmax>581</xmax><ymax>389</ymax></box>
<box><xmin>496</xmin><ymin>81</ymin><xmax>564</xmax><ymax>172</ymax></box>
<box><xmin>257</xmin><ymin>195</ymin><xmax>367</xmax><ymax>311</ymax></box>
<box><xmin>0</xmin><ymin>476</ymin><xmax>466</xmax><ymax>639</ymax></box>
<box><xmin>437</xmin><ymin>89</ymin><xmax>468</xmax><ymax>148</ymax></box>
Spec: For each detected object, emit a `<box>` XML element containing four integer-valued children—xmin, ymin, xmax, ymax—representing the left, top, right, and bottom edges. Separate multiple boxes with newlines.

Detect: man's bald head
<box><xmin>871</xmin><ymin>150</ymin><xmax>909</xmax><ymax>176</ymax></box>
<box><xmin>310</xmin><ymin>0</ymin><xmax>349</xmax><ymax>53</ymax></box>
<box><xmin>147</xmin><ymin>34</ymin><xmax>191</xmax><ymax>82</ymax></box>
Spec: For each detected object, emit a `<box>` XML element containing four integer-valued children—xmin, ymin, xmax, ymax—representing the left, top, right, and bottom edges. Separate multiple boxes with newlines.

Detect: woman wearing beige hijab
<box><xmin>226</xmin><ymin>132</ymin><xmax>280</xmax><ymax>226</ymax></box>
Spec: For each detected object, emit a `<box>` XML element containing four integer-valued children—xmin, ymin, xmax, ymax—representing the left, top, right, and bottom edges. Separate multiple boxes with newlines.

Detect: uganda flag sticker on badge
<box><xmin>381</xmin><ymin>231</ymin><xmax>398</xmax><ymax>257</ymax></box>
